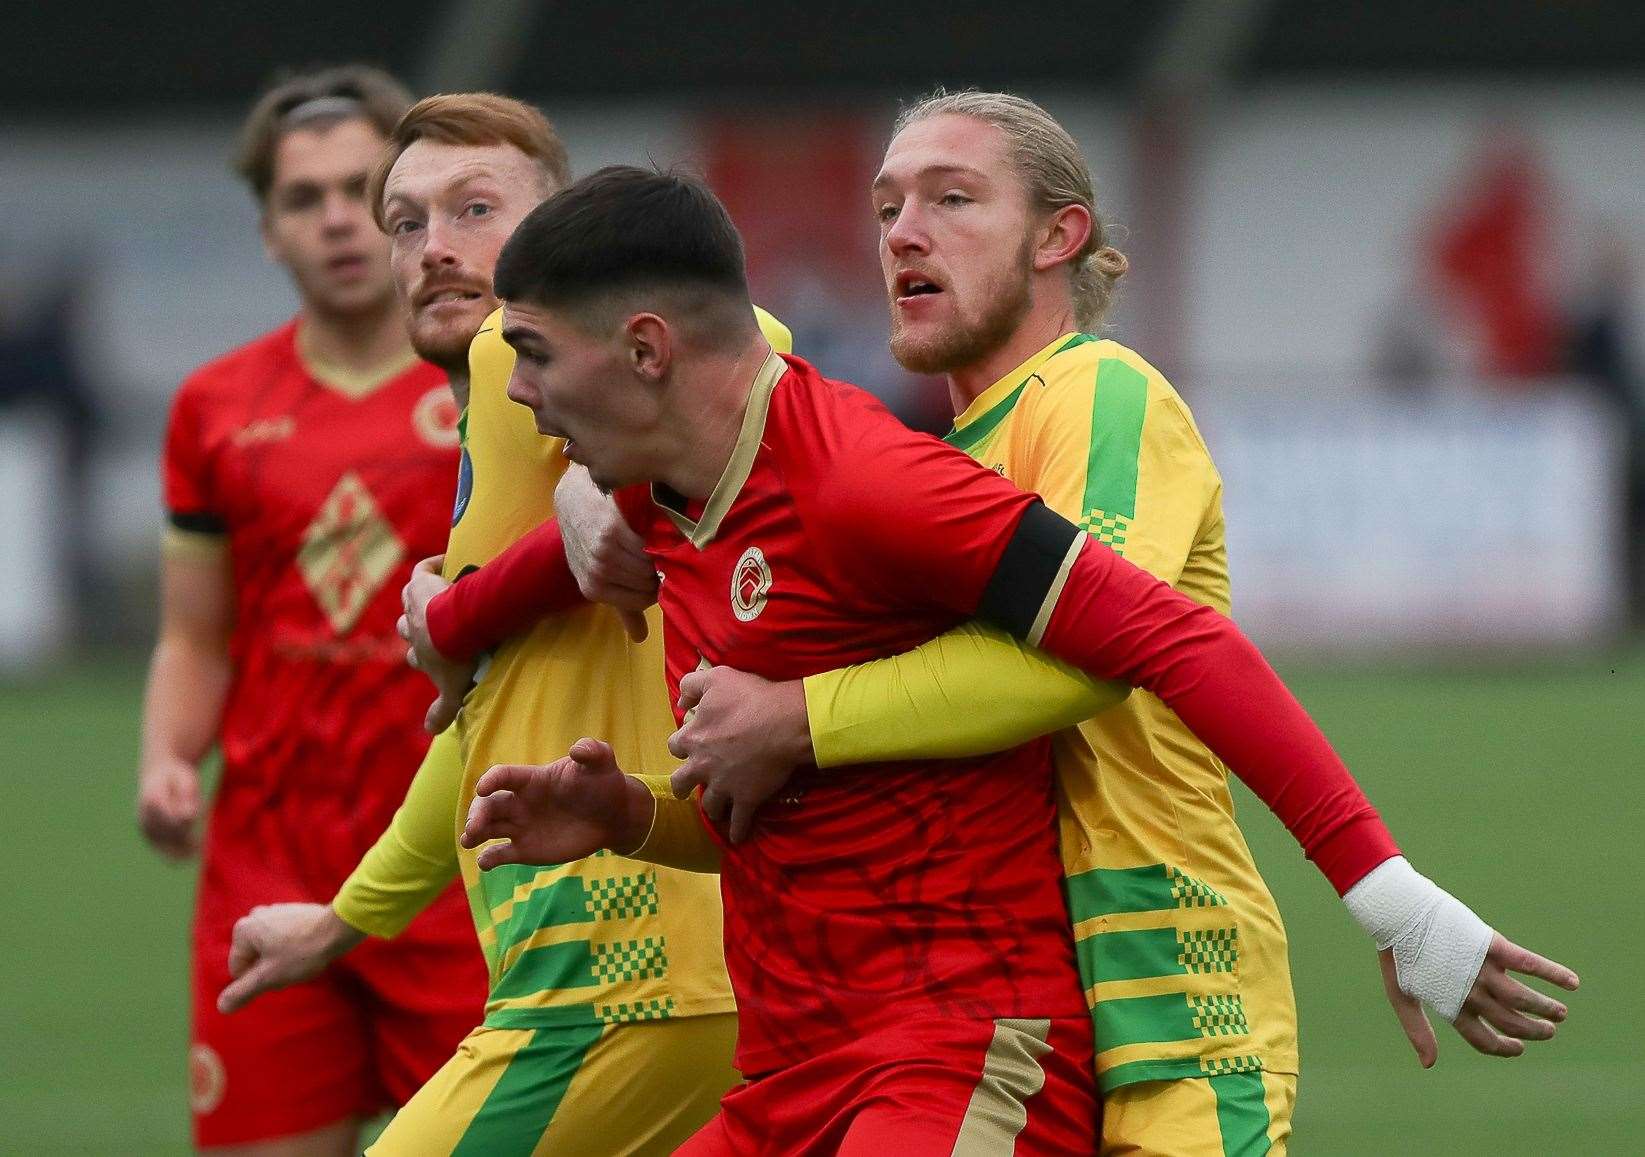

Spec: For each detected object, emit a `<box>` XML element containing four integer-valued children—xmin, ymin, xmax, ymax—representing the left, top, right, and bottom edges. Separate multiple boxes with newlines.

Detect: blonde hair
<box><xmin>367</xmin><ymin>92</ymin><xmax>571</xmax><ymax>230</ymax></box>
<box><xmin>895</xmin><ymin>90</ymin><xmax>1128</xmax><ymax>330</ymax></box>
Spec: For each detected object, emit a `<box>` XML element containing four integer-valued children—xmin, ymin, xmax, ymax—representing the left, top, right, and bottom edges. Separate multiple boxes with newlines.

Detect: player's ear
<box><xmin>1032</xmin><ymin>203</ymin><xmax>1092</xmax><ymax>275</ymax></box>
<box><xmin>626</xmin><ymin>313</ymin><xmax>671</xmax><ymax>383</ymax></box>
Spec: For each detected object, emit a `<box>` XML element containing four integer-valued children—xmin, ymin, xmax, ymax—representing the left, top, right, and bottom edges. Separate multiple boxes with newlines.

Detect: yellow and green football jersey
<box><xmin>447</xmin><ymin>306</ymin><xmax>791</xmax><ymax>1031</ymax></box>
<box><xmin>950</xmin><ymin>333</ymin><xmax>1297</xmax><ymax>1089</ymax></box>
<box><xmin>807</xmin><ymin>333</ymin><xmax>1298</xmax><ymax>1093</ymax></box>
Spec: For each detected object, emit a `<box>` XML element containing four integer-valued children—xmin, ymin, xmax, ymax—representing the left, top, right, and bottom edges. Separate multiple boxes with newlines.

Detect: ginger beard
<box><xmin>405</xmin><ymin>275</ymin><xmax>495</xmax><ymax>371</ymax></box>
<box><xmin>888</xmin><ymin>232</ymin><xmax>1035</xmax><ymax>376</ymax></box>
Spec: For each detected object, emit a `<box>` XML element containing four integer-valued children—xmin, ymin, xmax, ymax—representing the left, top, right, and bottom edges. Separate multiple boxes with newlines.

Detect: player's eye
<box><xmin>939</xmin><ymin>191</ymin><xmax>973</xmax><ymax>208</ymax></box>
<box><xmin>876</xmin><ymin>203</ymin><xmax>900</xmax><ymax>224</ymax></box>
<box><xmin>280</xmin><ymin>187</ymin><xmax>321</xmax><ymax>212</ymax></box>
<box><xmin>391</xmin><ymin>218</ymin><xmax>422</xmax><ymax>236</ymax></box>
<box><xmin>464</xmin><ymin>201</ymin><xmax>493</xmax><ymax>219</ymax></box>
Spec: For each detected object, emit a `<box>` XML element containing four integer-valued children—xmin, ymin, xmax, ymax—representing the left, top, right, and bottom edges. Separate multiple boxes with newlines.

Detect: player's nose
<box><xmin>320</xmin><ymin>191</ymin><xmax>362</xmax><ymax>234</ymax></box>
<box><xmin>505</xmin><ymin>368</ymin><xmax>538</xmax><ymax>410</ymax></box>
<box><xmin>420</xmin><ymin>218</ymin><xmax>460</xmax><ymax>268</ymax></box>
<box><xmin>884</xmin><ymin>204</ymin><xmax>930</xmax><ymax>256</ymax></box>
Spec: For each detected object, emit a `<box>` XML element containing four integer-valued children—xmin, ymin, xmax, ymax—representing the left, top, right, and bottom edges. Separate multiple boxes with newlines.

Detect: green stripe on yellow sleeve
<box><xmin>1078</xmin><ymin>357</ymin><xmax>1149</xmax><ymax>551</ymax></box>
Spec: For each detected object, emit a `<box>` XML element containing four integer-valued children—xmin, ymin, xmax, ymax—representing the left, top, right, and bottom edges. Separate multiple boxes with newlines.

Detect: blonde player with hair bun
<box><xmin>661</xmin><ymin>88</ymin><xmax>1577</xmax><ymax>1156</ymax></box>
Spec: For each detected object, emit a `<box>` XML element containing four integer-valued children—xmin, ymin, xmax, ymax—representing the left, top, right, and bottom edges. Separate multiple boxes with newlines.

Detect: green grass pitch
<box><xmin>1</xmin><ymin>651</ymin><xmax>1638</xmax><ymax>1153</ymax></box>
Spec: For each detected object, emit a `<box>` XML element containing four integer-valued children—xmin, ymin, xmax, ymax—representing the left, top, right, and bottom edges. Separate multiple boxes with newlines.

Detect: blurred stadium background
<box><xmin>2</xmin><ymin>1</ymin><xmax>1641</xmax><ymax>1152</ymax></box>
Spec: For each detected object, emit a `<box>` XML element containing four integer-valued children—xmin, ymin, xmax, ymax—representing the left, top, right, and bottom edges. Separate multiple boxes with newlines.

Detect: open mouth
<box><xmin>895</xmin><ymin>270</ymin><xmax>944</xmax><ymax>301</ymax></box>
<box><xmin>420</xmin><ymin>289</ymin><xmax>484</xmax><ymax>308</ymax></box>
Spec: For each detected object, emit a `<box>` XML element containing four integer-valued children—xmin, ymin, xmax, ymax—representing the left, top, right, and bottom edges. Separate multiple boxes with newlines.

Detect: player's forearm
<box><xmin>333</xmin><ymin>728</ymin><xmax>464</xmax><ymax>939</ymax></box>
<box><xmin>1029</xmin><ymin>538</ymin><xmax>1398</xmax><ymax>894</ymax></box>
<box><xmin>332</xmin><ymin>834</ymin><xmax>458</xmax><ymax>940</ymax></box>
<box><xmin>801</xmin><ymin>621</ymin><xmax>1127</xmax><ymax>768</ymax></box>
<box><xmin>140</xmin><ymin>634</ymin><xmax>231</xmax><ymax>770</ymax></box>
<box><xmin>426</xmin><ymin>517</ymin><xmax>584</xmax><ymax>661</ymax></box>
<box><xmin>628</xmin><ymin>774</ymin><xmax>723</xmax><ymax>873</ymax></box>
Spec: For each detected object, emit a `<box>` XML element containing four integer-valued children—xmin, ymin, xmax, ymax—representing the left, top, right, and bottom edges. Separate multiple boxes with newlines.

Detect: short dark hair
<box><xmin>235</xmin><ymin>64</ymin><xmax>414</xmax><ymax>201</ymax></box>
<box><xmin>494</xmin><ymin>166</ymin><xmax>749</xmax><ymax>311</ymax></box>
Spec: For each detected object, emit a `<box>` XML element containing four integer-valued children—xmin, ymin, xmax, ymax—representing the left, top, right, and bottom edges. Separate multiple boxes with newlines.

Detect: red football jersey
<box><xmin>627</xmin><ymin>353</ymin><xmax>1087</xmax><ymax>1075</ymax></box>
<box><xmin>162</xmin><ymin>319</ymin><xmax>459</xmax><ymax>896</ymax></box>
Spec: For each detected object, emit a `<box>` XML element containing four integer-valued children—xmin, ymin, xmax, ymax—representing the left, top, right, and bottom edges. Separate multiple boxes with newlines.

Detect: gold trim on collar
<box><xmin>654</xmin><ymin>349</ymin><xmax>786</xmax><ymax>549</ymax></box>
<box><xmin>952</xmin><ymin>333</ymin><xmax>1079</xmax><ymax>433</ymax></box>
<box><xmin>296</xmin><ymin>326</ymin><xmax>421</xmax><ymax>400</ymax></box>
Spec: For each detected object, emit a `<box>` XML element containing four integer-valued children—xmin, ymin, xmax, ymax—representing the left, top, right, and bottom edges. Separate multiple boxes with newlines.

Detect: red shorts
<box><xmin>189</xmin><ymin>860</ymin><xmax>487</xmax><ymax>1148</ymax></box>
<box><xmin>677</xmin><ymin>1015</ymin><xmax>1097</xmax><ymax>1156</ymax></box>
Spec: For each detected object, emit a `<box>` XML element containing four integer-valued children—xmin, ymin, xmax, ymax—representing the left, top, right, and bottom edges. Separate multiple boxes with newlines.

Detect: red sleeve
<box><xmin>424</xmin><ymin>518</ymin><xmax>585</xmax><ymax>660</ymax></box>
<box><xmin>1033</xmin><ymin>536</ymin><xmax>1399</xmax><ymax>895</ymax></box>
<box><xmin>161</xmin><ymin>384</ymin><xmax>224</xmax><ymax>534</ymax></box>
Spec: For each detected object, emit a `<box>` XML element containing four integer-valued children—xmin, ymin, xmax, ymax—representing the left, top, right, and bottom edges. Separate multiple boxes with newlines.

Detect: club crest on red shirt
<box><xmin>730</xmin><ymin>545</ymin><xmax>772</xmax><ymax>622</ymax></box>
<box><xmin>412</xmin><ymin>385</ymin><xmax>461</xmax><ymax>450</ymax></box>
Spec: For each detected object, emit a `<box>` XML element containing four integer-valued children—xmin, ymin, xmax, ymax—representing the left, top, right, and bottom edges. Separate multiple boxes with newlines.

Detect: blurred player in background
<box><xmin>216</xmin><ymin>93</ymin><xmax>789</xmax><ymax>1155</ymax></box>
<box><xmin>137</xmin><ymin>66</ymin><xmax>486</xmax><ymax>1155</ymax></box>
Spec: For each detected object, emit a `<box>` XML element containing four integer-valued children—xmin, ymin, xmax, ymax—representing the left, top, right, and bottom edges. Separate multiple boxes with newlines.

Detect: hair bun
<box><xmin>1090</xmin><ymin>246</ymin><xmax>1129</xmax><ymax>280</ymax></box>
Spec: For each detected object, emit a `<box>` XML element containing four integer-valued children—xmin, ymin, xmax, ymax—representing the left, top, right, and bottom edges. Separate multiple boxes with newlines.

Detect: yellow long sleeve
<box><xmin>332</xmin><ymin>726</ymin><xmax>463</xmax><ymax>939</ymax></box>
<box><xmin>627</xmin><ymin>773</ymin><xmax>723</xmax><ymax>873</ymax></box>
<box><xmin>802</xmin><ymin>620</ymin><xmax>1127</xmax><ymax>768</ymax></box>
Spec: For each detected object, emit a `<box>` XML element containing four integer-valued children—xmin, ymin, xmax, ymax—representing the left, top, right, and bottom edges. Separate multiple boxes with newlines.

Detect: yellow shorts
<box><xmin>1101</xmin><ymin>1070</ymin><xmax>1296</xmax><ymax>1156</ymax></box>
<box><xmin>369</xmin><ymin>1012</ymin><xmax>739</xmax><ymax>1156</ymax></box>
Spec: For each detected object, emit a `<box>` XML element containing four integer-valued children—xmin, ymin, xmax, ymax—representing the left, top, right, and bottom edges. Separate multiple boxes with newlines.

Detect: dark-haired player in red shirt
<box><xmin>448</xmin><ymin>167</ymin><xmax>1429</xmax><ymax>1154</ymax></box>
<box><xmin>139</xmin><ymin>67</ymin><xmax>485</xmax><ymax>1155</ymax></box>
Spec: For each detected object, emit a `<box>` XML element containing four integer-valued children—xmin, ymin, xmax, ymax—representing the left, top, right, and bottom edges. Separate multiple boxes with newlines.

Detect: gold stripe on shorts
<box><xmin>952</xmin><ymin>1017</ymin><xmax>1053</xmax><ymax>1156</ymax></box>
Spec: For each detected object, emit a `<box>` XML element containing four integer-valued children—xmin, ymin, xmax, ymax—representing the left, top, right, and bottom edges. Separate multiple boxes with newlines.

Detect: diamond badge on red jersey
<box><xmin>298</xmin><ymin>471</ymin><xmax>405</xmax><ymax>635</ymax></box>
<box><xmin>730</xmin><ymin>545</ymin><xmax>772</xmax><ymax>622</ymax></box>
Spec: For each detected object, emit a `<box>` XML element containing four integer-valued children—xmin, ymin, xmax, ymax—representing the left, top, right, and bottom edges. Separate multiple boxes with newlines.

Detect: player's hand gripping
<box><xmin>136</xmin><ymin>755</ymin><xmax>202</xmax><ymax>860</ymax></box>
<box><xmin>216</xmin><ymin>903</ymin><xmax>366</xmax><ymax>1014</ymax></box>
<box><xmin>668</xmin><ymin>665</ymin><xmax>814</xmax><ymax>843</ymax></box>
<box><xmin>397</xmin><ymin>554</ymin><xmax>477</xmax><ymax>733</ymax></box>
<box><xmin>461</xmin><ymin>739</ymin><xmax>657</xmax><ymax>868</ymax></box>
<box><xmin>555</xmin><ymin>464</ymin><xmax>656</xmax><ymax>643</ymax></box>
<box><xmin>1381</xmin><ymin>933</ymin><xmax>1579</xmax><ymax>1066</ymax></box>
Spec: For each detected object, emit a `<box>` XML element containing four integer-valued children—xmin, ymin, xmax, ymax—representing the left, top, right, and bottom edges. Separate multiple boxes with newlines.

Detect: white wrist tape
<box><xmin>1343</xmin><ymin>856</ymin><xmax>1493</xmax><ymax>1022</ymax></box>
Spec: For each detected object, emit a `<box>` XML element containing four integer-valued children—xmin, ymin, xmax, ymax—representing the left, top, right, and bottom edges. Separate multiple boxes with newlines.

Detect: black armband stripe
<box><xmin>976</xmin><ymin>501</ymin><xmax>1084</xmax><ymax>644</ymax></box>
<box><xmin>168</xmin><ymin>510</ymin><xmax>227</xmax><ymax>535</ymax></box>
